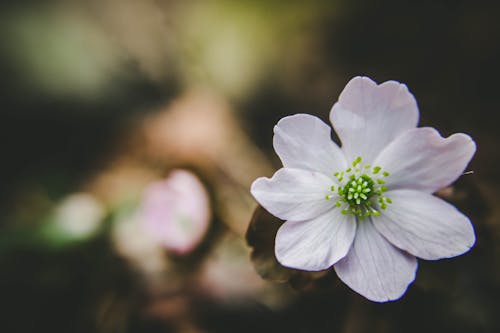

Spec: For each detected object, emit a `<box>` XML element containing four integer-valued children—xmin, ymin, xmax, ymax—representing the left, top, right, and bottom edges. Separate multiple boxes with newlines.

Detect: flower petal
<box><xmin>373</xmin><ymin>189</ymin><xmax>475</xmax><ymax>260</ymax></box>
<box><xmin>330</xmin><ymin>76</ymin><xmax>419</xmax><ymax>164</ymax></box>
<box><xmin>251</xmin><ymin>168</ymin><xmax>336</xmax><ymax>221</ymax></box>
<box><xmin>334</xmin><ymin>220</ymin><xmax>417</xmax><ymax>302</ymax></box>
<box><xmin>275</xmin><ymin>209</ymin><xmax>356</xmax><ymax>271</ymax></box>
<box><xmin>374</xmin><ymin>127</ymin><xmax>476</xmax><ymax>193</ymax></box>
<box><xmin>273</xmin><ymin>114</ymin><xmax>347</xmax><ymax>176</ymax></box>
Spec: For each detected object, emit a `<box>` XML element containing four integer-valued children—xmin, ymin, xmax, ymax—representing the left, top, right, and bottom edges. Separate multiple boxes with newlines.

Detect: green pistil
<box><xmin>341</xmin><ymin>174</ymin><xmax>374</xmax><ymax>206</ymax></box>
<box><xmin>328</xmin><ymin>156</ymin><xmax>393</xmax><ymax>219</ymax></box>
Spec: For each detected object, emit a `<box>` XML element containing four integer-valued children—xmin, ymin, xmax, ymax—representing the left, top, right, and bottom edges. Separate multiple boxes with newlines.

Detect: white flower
<box><xmin>250</xmin><ymin>76</ymin><xmax>476</xmax><ymax>302</ymax></box>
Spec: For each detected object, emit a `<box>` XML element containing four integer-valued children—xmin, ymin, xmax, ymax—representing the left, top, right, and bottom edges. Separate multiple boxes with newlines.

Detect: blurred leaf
<box><xmin>246</xmin><ymin>205</ymin><xmax>293</xmax><ymax>282</ymax></box>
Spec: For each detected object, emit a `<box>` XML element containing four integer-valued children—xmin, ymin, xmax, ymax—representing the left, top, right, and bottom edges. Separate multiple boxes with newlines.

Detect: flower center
<box><xmin>325</xmin><ymin>156</ymin><xmax>392</xmax><ymax>219</ymax></box>
<box><xmin>342</xmin><ymin>174</ymin><xmax>375</xmax><ymax>206</ymax></box>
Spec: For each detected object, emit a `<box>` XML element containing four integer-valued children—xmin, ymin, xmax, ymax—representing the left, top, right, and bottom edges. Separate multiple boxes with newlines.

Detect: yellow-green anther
<box><xmin>331</xmin><ymin>157</ymin><xmax>392</xmax><ymax>219</ymax></box>
<box><xmin>341</xmin><ymin>174</ymin><xmax>375</xmax><ymax>208</ymax></box>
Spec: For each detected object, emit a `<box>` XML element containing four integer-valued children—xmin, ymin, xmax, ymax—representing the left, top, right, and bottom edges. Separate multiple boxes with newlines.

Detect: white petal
<box><xmin>330</xmin><ymin>76</ymin><xmax>419</xmax><ymax>164</ymax></box>
<box><xmin>334</xmin><ymin>220</ymin><xmax>417</xmax><ymax>302</ymax></box>
<box><xmin>251</xmin><ymin>168</ymin><xmax>336</xmax><ymax>221</ymax></box>
<box><xmin>273</xmin><ymin>114</ymin><xmax>347</xmax><ymax>176</ymax></box>
<box><xmin>275</xmin><ymin>209</ymin><xmax>356</xmax><ymax>271</ymax></box>
<box><xmin>373</xmin><ymin>189</ymin><xmax>475</xmax><ymax>260</ymax></box>
<box><xmin>374</xmin><ymin>127</ymin><xmax>476</xmax><ymax>193</ymax></box>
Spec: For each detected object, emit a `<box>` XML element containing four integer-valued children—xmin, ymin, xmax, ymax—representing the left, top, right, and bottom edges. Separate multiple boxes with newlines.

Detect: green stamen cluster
<box><xmin>325</xmin><ymin>156</ymin><xmax>393</xmax><ymax>219</ymax></box>
<box><xmin>342</xmin><ymin>174</ymin><xmax>374</xmax><ymax>206</ymax></box>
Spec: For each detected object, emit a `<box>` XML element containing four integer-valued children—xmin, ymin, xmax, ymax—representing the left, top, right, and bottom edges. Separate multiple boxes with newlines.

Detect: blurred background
<box><xmin>1</xmin><ymin>0</ymin><xmax>499</xmax><ymax>332</ymax></box>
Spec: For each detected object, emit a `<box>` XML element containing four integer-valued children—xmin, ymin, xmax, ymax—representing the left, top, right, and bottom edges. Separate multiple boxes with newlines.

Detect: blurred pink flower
<box><xmin>141</xmin><ymin>169</ymin><xmax>211</xmax><ymax>255</ymax></box>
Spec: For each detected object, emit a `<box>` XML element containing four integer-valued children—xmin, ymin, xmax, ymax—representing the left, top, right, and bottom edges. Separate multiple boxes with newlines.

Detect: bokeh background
<box><xmin>1</xmin><ymin>0</ymin><xmax>499</xmax><ymax>332</ymax></box>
